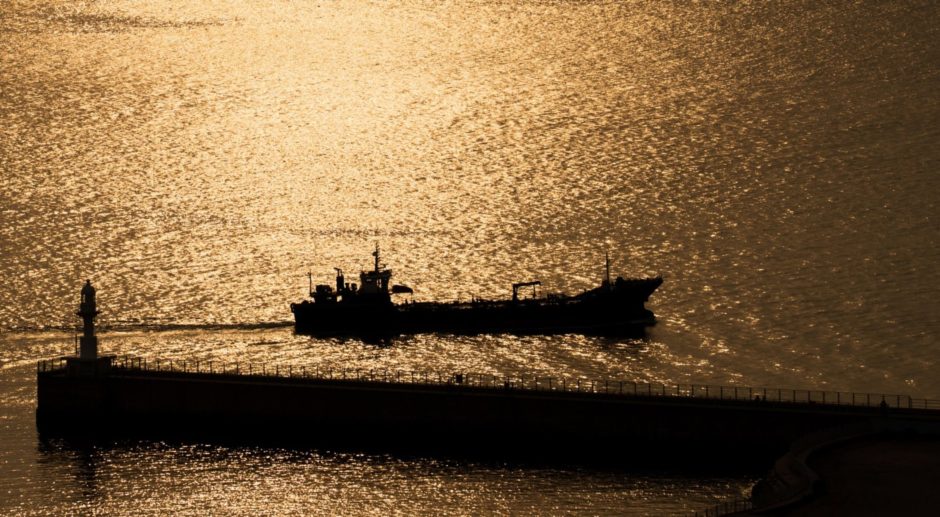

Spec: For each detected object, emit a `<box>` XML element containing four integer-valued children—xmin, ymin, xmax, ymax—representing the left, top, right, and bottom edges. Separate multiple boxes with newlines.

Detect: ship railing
<box><xmin>104</xmin><ymin>355</ymin><xmax>940</xmax><ymax>411</ymax></box>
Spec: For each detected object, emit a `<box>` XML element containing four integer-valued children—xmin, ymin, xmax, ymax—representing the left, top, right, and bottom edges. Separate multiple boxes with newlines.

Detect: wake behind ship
<box><xmin>290</xmin><ymin>246</ymin><xmax>662</xmax><ymax>336</ymax></box>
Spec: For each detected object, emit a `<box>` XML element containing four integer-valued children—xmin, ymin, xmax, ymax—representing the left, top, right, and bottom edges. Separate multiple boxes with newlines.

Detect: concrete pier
<box><xmin>36</xmin><ymin>358</ymin><xmax>940</xmax><ymax>465</ymax></box>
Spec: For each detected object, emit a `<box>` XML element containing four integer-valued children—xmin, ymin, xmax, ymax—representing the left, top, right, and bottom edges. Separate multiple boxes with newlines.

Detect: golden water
<box><xmin>2</xmin><ymin>0</ymin><xmax>938</xmax><ymax>514</ymax></box>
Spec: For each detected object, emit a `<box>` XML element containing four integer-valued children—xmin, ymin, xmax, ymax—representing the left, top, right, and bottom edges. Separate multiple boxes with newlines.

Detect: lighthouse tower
<box><xmin>67</xmin><ymin>280</ymin><xmax>112</xmax><ymax>376</ymax></box>
<box><xmin>78</xmin><ymin>280</ymin><xmax>99</xmax><ymax>360</ymax></box>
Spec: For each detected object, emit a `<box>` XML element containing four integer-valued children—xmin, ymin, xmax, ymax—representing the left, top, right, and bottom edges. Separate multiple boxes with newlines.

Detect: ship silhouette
<box><xmin>290</xmin><ymin>245</ymin><xmax>662</xmax><ymax>336</ymax></box>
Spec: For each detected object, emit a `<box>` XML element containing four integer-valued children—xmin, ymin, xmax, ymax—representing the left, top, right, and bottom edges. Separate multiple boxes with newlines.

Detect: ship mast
<box><xmin>605</xmin><ymin>251</ymin><xmax>612</xmax><ymax>288</ymax></box>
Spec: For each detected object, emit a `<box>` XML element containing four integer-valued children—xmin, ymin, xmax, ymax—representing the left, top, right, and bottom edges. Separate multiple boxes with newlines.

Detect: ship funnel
<box><xmin>335</xmin><ymin>268</ymin><xmax>344</xmax><ymax>293</ymax></box>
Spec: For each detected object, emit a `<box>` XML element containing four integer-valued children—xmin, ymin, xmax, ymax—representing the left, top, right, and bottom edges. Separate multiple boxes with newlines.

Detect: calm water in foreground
<box><xmin>2</xmin><ymin>0</ymin><xmax>938</xmax><ymax>514</ymax></box>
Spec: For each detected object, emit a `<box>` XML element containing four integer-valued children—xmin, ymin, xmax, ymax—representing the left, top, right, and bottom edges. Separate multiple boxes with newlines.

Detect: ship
<box><xmin>290</xmin><ymin>245</ymin><xmax>662</xmax><ymax>336</ymax></box>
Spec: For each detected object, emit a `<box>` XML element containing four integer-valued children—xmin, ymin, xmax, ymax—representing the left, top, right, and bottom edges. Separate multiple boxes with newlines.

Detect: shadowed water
<box><xmin>2</xmin><ymin>0</ymin><xmax>938</xmax><ymax>514</ymax></box>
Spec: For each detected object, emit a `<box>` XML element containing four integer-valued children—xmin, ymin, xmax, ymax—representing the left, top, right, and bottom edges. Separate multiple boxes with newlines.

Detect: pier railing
<box><xmin>37</xmin><ymin>357</ymin><xmax>68</xmax><ymax>373</ymax></box>
<box><xmin>692</xmin><ymin>497</ymin><xmax>753</xmax><ymax>517</ymax></box>
<box><xmin>39</xmin><ymin>356</ymin><xmax>940</xmax><ymax>411</ymax></box>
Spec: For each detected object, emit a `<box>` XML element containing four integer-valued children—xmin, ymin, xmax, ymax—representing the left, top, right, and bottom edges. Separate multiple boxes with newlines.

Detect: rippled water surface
<box><xmin>2</xmin><ymin>0</ymin><xmax>938</xmax><ymax>514</ymax></box>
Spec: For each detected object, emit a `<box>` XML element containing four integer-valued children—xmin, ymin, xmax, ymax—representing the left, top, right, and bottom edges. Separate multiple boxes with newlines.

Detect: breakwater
<box><xmin>37</xmin><ymin>357</ymin><xmax>940</xmax><ymax>465</ymax></box>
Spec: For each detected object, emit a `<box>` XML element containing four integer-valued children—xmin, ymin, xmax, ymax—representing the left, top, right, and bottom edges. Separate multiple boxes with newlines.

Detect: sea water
<box><xmin>2</xmin><ymin>1</ymin><xmax>938</xmax><ymax>514</ymax></box>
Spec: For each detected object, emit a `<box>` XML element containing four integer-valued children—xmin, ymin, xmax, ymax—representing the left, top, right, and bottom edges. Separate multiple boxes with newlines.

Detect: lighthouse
<box><xmin>66</xmin><ymin>280</ymin><xmax>112</xmax><ymax>376</ymax></box>
<box><xmin>78</xmin><ymin>280</ymin><xmax>99</xmax><ymax>360</ymax></box>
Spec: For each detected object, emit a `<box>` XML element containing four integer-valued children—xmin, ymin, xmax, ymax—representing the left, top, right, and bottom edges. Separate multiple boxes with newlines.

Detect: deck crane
<box><xmin>511</xmin><ymin>280</ymin><xmax>541</xmax><ymax>302</ymax></box>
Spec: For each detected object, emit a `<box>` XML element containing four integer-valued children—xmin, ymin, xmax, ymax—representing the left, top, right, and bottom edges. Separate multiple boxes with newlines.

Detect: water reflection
<box><xmin>34</xmin><ymin>438</ymin><xmax>755</xmax><ymax>516</ymax></box>
<box><xmin>37</xmin><ymin>439</ymin><xmax>103</xmax><ymax>501</ymax></box>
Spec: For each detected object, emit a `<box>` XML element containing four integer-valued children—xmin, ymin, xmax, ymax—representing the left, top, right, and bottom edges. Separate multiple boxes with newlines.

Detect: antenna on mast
<box><xmin>605</xmin><ymin>250</ymin><xmax>612</xmax><ymax>287</ymax></box>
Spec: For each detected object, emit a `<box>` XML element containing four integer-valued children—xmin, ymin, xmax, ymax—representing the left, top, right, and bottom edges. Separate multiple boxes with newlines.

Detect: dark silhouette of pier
<box><xmin>37</xmin><ymin>356</ymin><xmax>940</xmax><ymax>466</ymax></box>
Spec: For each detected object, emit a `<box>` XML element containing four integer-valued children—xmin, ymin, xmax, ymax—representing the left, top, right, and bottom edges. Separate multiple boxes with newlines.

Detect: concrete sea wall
<box><xmin>38</xmin><ymin>363</ymin><xmax>939</xmax><ymax>465</ymax></box>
